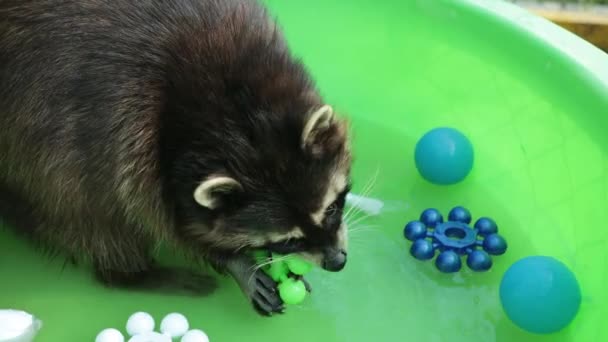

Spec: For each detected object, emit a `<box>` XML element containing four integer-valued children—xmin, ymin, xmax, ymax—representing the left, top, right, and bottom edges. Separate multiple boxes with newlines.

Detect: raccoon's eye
<box><xmin>323</xmin><ymin>202</ymin><xmax>343</xmax><ymax>230</ymax></box>
<box><xmin>325</xmin><ymin>203</ymin><xmax>339</xmax><ymax>217</ymax></box>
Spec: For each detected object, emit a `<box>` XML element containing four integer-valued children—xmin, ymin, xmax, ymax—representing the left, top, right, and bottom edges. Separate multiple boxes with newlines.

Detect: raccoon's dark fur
<box><xmin>0</xmin><ymin>0</ymin><xmax>352</xmax><ymax>315</ymax></box>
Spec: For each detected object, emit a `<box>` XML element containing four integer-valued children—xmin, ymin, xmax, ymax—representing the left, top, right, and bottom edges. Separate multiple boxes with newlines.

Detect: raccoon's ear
<box><xmin>194</xmin><ymin>176</ymin><xmax>243</xmax><ymax>209</ymax></box>
<box><xmin>301</xmin><ymin>105</ymin><xmax>336</xmax><ymax>156</ymax></box>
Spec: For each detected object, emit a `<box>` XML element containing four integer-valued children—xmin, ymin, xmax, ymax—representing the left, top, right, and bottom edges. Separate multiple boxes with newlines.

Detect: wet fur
<box><xmin>0</xmin><ymin>0</ymin><xmax>351</xmax><ymax>312</ymax></box>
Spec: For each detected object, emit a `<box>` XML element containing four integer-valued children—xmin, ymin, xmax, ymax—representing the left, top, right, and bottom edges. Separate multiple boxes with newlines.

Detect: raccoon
<box><xmin>0</xmin><ymin>0</ymin><xmax>352</xmax><ymax>315</ymax></box>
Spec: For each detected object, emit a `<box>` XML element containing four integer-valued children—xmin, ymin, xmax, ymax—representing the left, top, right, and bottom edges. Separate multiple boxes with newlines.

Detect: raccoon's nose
<box><xmin>323</xmin><ymin>250</ymin><xmax>347</xmax><ymax>272</ymax></box>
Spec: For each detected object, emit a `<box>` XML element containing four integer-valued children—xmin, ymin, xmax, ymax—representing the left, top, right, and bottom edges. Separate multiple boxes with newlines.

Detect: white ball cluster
<box><xmin>96</xmin><ymin>312</ymin><xmax>209</xmax><ymax>342</ymax></box>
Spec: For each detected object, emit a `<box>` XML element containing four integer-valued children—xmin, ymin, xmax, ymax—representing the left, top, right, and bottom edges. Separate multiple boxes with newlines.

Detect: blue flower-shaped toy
<box><xmin>404</xmin><ymin>206</ymin><xmax>507</xmax><ymax>273</ymax></box>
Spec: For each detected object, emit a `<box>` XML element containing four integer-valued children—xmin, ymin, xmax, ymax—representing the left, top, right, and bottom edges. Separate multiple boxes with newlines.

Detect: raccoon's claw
<box><xmin>250</xmin><ymin>270</ymin><xmax>284</xmax><ymax>315</ymax></box>
<box><xmin>303</xmin><ymin>278</ymin><xmax>312</xmax><ymax>293</ymax></box>
<box><xmin>295</xmin><ymin>275</ymin><xmax>312</xmax><ymax>293</ymax></box>
<box><xmin>227</xmin><ymin>257</ymin><xmax>284</xmax><ymax>316</ymax></box>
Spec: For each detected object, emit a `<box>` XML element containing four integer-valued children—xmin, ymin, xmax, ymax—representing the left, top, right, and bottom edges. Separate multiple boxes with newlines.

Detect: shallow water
<box><xmin>2</xmin><ymin>0</ymin><xmax>608</xmax><ymax>341</ymax></box>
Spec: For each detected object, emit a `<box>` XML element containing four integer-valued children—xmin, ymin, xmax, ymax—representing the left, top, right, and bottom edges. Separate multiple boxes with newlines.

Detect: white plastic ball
<box><xmin>96</xmin><ymin>328</ymin><xmax>125</xmax><ymax>342</ymax></box>
<box><xmin>126</xmin><ymin>312</ymin><xmax>155</xmax><ymax>336</ymax></box>
<box><xmin>181</xmin><ymin>329</ymin><xmax>209</xmax><ymax>342</ymax></box>
<box><xmin>160</xmin><ymin>313</ymin><xmax>189</xmax><ymax>338</ymax></box>
<box><xmin>128</xmin><ymin>331</ymin><xmax>171</xmax><ymax>342</ymax></box>
<box><xmin>0</xmin><ymin>309</ymin><xmax>40</xmax><ymax>341</ymax></box>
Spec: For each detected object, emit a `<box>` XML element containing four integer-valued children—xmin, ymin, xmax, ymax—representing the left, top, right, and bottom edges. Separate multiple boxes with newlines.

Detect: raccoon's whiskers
<box><xmin>348</xmin><ymin>224</ymin><xmax>379</xmax><ymax>234</ymax></box>
<box><xmin>356</xmin><ymin>167</ymin><xmax>379</xmax><ymax>200</ymax></box>
<box><xmin>346</xmin><ymin>212</ymin><xmax>373</xmax><ymax>228</ymax></box>
<box><xmin>343</xmin><ymin>167</ymin><xmax>380</xmax><ymax>222</ymax></box>
<box><xmin>347</xmin><ymin>225</ymin><xmax>381</xmax><ymax>247</ymax></box>
<box><xmin>234</xmin><ymin>242</ymin><xmax>250</xmax><ymax>253</ymax></box>
<box><xmin>361</xmin><ymin>167</ymin><xmax>380</xmax><ymax>196</ymax></box>
<box><xmin>247</xmin><ymin>254</ymin><xmax>291</xmax><ymax>284</ymax></box>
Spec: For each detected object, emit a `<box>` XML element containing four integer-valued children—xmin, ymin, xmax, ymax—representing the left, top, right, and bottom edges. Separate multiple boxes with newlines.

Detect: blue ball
<box><xmin>474</xmin><ymin>217</ymin><xmax>498</xmax><ymax>236</ymax></box>
<box><xmin>448</xmin><ymin>206</ymin><xmax>472</xmax><ymax>224</ymax></box>
<box><xmin>420</xmin><ymin>208</ymin><xmax>443</xmax><ymax>228</ymax></box>
<box><xmin>414</xmin><ymin>127</ymin><xmax>474</xmax><ymax>185</ymax></box>
<box><xmin>435</xmin><ymin>250</ymin><xmax>461</xmax><ymax>273</ymax></box>
<box><xmin>404</xmin><ymin>221</ymin><xmax>427</xmax><ymax>241</ymax></box>
<box><xmin>410</xmin><ymin>239</ymin><xmax>435</xmax><ymax>260</ymax></box>
<box><xmin>467</xmin><ymin>250</ymin><xmax>492</xmax><ymax>271</ymax></box>
<box><xmin>482</xmin><ymin>234</ymin><xmax>507</xmax><ymax>255</ymax></box>
<box><xmin>500</xmin><ymin>256</ymin><xmax>581</xmax><ymax>334</ymax></box>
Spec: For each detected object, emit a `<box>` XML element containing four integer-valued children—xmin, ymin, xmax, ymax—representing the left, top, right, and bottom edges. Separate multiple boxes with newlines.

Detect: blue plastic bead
<box><xmin>420</xmin><ymin>208</ymin><xmax>443</xmax><ymax>228</ymax></box>
<box><xmin>435</xmin><ymin>250</ymin><xmax>461</xmax><ymax>273</ymax></box>
<box><xmin>474</xmin><ymin>217</ymin><xmax>498</xmax><ymax>236</ymax></box>
<box><xmin>414</xmin><ymin>127</ymin><xmax>474</xmax><ymax>185</ymax></box>
<box><xmin>448</xmin><ymin>206</ymin><xmax>472</xmax><ymax>224</ymax></box>
<box><xmin>500</xmin><ymin>256</ymin><xmax>581</xmax><ymax>334</ymax></box>
<box><xmin>467</xmin><ymin>250</ymin><xmax>492</xmax><ymax>271</ymax></box>
<box><xmin>410</xmin><ymin>239</ymin><xmax>435</xmax><ymax>260</ymax></box>
<box><xmin>483</xmin><ymin>234</ymin><xmax>507</xmax><ymax>255</ymax></box>
<box><xmin>404</xmin><ymin>221</ymin><xmax>427</xmax><ymax>241</ymax></box>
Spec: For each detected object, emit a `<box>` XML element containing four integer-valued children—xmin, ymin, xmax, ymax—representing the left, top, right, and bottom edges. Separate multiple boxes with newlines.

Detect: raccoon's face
<box><xmin>186</xmin><ymin>105</ymin><xmax>352</xmax><ymax>272</ymax></box>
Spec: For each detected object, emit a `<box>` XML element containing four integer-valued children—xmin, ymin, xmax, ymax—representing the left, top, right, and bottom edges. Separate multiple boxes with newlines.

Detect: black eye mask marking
<box><xmin>323</xmin><ymin>183</ymin><xmax>351</xmax><ymax>229</ymax></box>
<box><xmin>265</xmin><ymin>238</ymin><xmax>307</xmax><ymax>254</ymax></box>
<box><xmin>264</xmin><ymin>183</ymin><xmax>352</xmax><ymax>255</ymax></box>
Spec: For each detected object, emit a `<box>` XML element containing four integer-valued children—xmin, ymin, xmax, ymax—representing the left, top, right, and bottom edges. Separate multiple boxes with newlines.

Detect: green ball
<box><xmin>278</xmin><ymin>278</ymin><xmax>307</xmax><ymax>305</ymax></box>
<box><xmin>285</xmin><ymin>257</ymin><xmax>313</xmax><ymax>275</ymax></box>
<box><xmin>266</xmin><ymin>261</ymin><xmax>289</xmax><ymax>282</ymax></box>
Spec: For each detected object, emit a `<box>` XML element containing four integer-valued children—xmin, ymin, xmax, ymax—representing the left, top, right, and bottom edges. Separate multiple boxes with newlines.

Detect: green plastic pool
<box><xmin>1</xmin><ymin>0</ymin><xmax>607</xmax><ymax>341</ymax></box>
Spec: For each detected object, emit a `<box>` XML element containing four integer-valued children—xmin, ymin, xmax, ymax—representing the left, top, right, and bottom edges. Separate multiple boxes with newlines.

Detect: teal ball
<box><xmin>414</xmin><ymin>127</ymin><xmax>474</xmax><ymax>185</ymax></box>
<box><xmin>500</xmin><ymin>256</ymin><xmax>581</xmax><ymax>334</ymax></box>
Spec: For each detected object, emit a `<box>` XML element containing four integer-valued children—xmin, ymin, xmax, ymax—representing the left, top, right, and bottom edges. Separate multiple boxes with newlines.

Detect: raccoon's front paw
<box><xmin>247</xmin><ymin>269</ymin><xmax>284</xmax><ymax>316</ymax></box>
<box><xmin>227</xmin><ymin>258</ymin><xmax>284</xmax><ymax>316</ymax></box>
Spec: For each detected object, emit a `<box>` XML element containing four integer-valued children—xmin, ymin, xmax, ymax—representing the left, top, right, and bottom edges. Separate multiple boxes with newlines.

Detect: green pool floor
<box><xmin>1</xmin><ymin>0</ymin><xmax>608</xmax><ymax>341</ymax></box>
